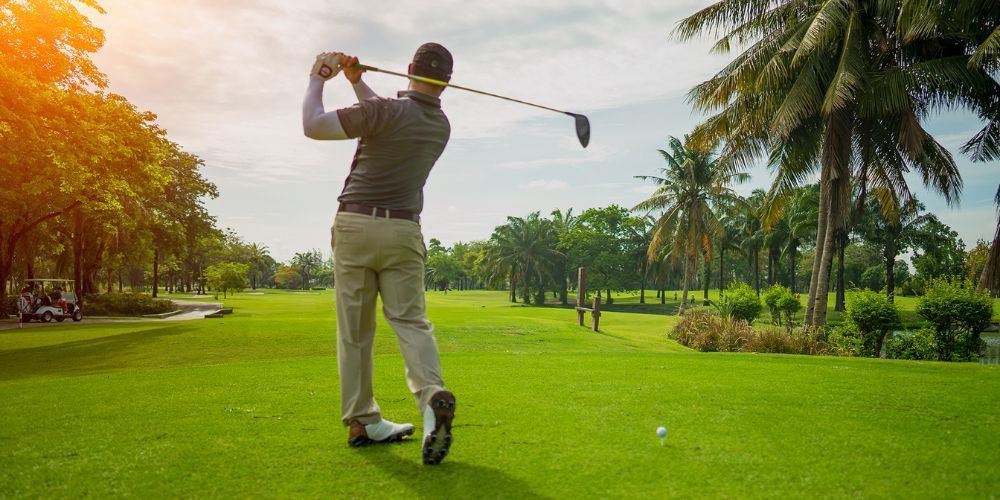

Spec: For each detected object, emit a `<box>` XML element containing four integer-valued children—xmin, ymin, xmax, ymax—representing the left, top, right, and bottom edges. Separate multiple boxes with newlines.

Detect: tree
<box><xmin>291</xmin><ymin>250</ymin><xmax>323</xmax><ymax>290</ymax></box>
<box><xmin>912</xmin><ymin>219</ymin><xmax>966</xmax><ymax>279</ymax></box>
<box><xmin>633</xmin><ymin>136</ymin><xmax>746</xmax><ymax>314</ymax></box>
<box><xmin>273</xmin><ymin>266</ymin><xmax>303</xmax><ymax>290</ymax></box>
<box><xmin>205</xmin><ymin>262</ymin><xmax>249</xmax><ymax>298</ymax></box>
<box><xmin>855</xmin><ymin>198</ymin><xmax>933</xmax><ymax>300</ymax></box>
<box><xmin>677</xmin><ymin>0</ymin><xmax>991</xmax><ymax>325</ymax></box>
<box><xmin>247</xmin><ymin>243</ymin><xmax>272</xmax><ymax>290</ymax></box>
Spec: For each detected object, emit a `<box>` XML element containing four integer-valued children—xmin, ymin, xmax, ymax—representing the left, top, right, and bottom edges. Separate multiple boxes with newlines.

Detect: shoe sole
<box><xmin>348</xmin><ymin>426</ymin><xmax>414</xmax><ymax>448</ymax></box>
<box><xmin>422</xmin><ymin>431</ymin><xmax>452</xmax><ymax>465</ymax></box>
<box><xmin>423</xmin><ymin>391</ymin><xmax>455</xmax><ymax>465</ymax></box>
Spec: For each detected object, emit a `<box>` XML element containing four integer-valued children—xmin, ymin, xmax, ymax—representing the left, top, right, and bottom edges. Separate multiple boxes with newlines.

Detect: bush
<box><xmin>761</xmin><ymin>284</ymin><xmax>801</xmax><ymax>327</ymax></box>
<box><xmin>884</xmin><ymin>328</ymin><xmax>938</xmax><ymax>361</ymax></box>
<box><xmin>84</xmin><ymin>293</ymin><xmax>175</xmax><ymax>317</ymax></box>
<box><xmin>827</xmin><ymin>323</ymin><xmax>863</xmax><ymax>356</ymax></box>
<box><xmin>917</xmin><ymin>278</ymin><xmax>994</xmax><ymax>361</ymax></box>
<box><xmin>671</xmin><ymin>311</ymin><xmax>752</xmax><ymax>352</ymax></box>
<box><xmin>720</xmin><ymin>281</ymin><xmax>761</xmax><ymax>324</ymax></box>
<box><xmin>3</xmin><ymin>295</ymin><xmax>17</xmax><ymax>318</ymax></box>
<box><xmin>845</xmin><ymin>289</ymin><xmax>899</xmax><ymax>357</ymax></box>
<box><xmin>672</xmin><ymin>311</ymin><xmax>827</xmax><ymax>355</ymax></box>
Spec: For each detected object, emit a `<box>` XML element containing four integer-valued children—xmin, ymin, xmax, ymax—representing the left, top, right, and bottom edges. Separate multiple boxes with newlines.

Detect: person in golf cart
<box><xmin>48</xmin><ymin>287</ymin><xmax>69</xmax><ymax>314</ymax></box>
<box><xmin>303</xmin><ymin>44</ymin><xmax>456</xmax><ymax>465</ymax></box>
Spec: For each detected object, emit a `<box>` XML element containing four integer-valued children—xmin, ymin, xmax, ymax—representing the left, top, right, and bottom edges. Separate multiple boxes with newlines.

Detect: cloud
<box><xmin>520</xmin><ymin>179</ymin><xmax>569</xmax><ymax>191</ymax></box>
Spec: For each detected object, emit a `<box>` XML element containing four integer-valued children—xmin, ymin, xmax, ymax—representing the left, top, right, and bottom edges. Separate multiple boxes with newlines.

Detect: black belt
<box><xmin>338</xmin><ymin>203</ymin><xmax>420</xmax><ymax>223</ymax></box>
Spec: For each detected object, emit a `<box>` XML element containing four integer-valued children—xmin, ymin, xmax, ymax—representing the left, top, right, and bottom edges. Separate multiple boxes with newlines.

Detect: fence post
<box><xmin>592</xmin><ymin>296</ymin><xmax>601</xmax><ymax>332</ymax></box>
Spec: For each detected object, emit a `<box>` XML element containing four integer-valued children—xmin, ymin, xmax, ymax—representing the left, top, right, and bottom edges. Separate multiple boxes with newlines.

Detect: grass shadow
<box><xmin>356</xmin><ymin>445</ymin><xmax>548</xmax><ymax>499</ymax></box>
<box><xmin>0</xmin><ymin>324</ymin><xmax>193</xmax><ymax>381</ymax></box>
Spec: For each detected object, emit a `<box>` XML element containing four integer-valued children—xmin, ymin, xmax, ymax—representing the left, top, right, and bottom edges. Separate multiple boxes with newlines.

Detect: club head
<box><xmin>568</xmin><ymin>113</ymin><xmax>590</xmax><ymax>148</ymax></box>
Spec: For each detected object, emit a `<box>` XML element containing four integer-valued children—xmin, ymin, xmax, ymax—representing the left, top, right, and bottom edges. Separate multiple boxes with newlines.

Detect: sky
<box><xmin>89</xmin><ymin>0</ymin><xmax>998</xmax><ymax>263</ymax></box>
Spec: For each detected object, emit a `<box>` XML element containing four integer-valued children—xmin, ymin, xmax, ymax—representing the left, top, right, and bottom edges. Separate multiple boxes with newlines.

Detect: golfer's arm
<box><xmin>352</xmin><ymin>79</ymin><xmax>378</xmax><ymax>101</ymax></box>
<box><xmin>302</xmin><ymin>76</ymin><xmax>349</xmax><ymax>140</ymax></box>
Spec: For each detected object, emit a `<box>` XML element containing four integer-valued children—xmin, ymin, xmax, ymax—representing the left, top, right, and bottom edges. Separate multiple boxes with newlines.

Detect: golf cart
<box><xmin>18</xmin><ymin>279</ymin><xmax>84</xmax><ymax>323</ymax></box>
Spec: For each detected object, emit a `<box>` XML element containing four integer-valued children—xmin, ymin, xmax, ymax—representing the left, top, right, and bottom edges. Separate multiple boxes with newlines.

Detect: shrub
<box><xmin>845</xmin><ymin>289</ymin><xmax>899</xmax><ymax>357</ymax></box>
<box><xmin>84</xmin><ymin>293</ymin><xmax>175</xmax><ymax>317</ymax></box>
<box><xmin>827</xmin><ymin>323</ymin><xmax>863</xmax><ymax>356</ymax></box>
<box><xmin>720</xmin><ymin>281</ymin><xmax>761</xmax><ymax>324</ymax></box>
<box><xmin>671</xmin><ymin>311</ymin><xmax>752</xmax><ymax>352</ymax></box>
<box><xmin>884</xmin><ymin>328</ymin><xmax>938</xmax><ymax>361</ymax></box>
<box><xmin>916</xmin><ymin>278</ymin><xmax>994</xmax><ymax>361</ymax></box>
<box><xmin>672</xmin><ymin>311</ymin><xmax>826</xmax><ymax>355</ymax></box>
<box><xmin>761</xmin><ymin>284</ymin><xmax>801</xmax><ymax>327</ymax></box>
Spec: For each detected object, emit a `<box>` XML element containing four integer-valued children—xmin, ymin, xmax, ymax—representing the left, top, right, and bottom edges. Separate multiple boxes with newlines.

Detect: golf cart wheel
<box><xmin>72</xmin><ymin>310</ymin><xmax>83</xmax><ymax>322</ymax></box>
<box><xmin>42</xmin><ymin>311</ymin><xmax>53</xmax><ymax>323</ymax></box>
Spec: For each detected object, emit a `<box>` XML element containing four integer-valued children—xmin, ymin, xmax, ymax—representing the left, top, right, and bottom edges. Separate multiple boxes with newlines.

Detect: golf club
<box><xmin>351</xmin><ymin>63</ymin><xmax>590</xmax><ymax>148</ymax></box>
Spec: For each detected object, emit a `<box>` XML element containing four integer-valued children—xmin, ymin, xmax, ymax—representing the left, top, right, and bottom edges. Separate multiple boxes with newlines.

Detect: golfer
<box><xmin>302</xmin><ymin>43</ymin><xmax>456</xmax><ymax>465</ymax></box>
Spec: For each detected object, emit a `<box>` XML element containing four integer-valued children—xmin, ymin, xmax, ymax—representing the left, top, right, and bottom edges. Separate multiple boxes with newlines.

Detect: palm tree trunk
<box><xmin>719</xmin><ymin>246</ymin><xmax>725</xmax><ymax>292</ymax></box>
<box><xmin>509</xmin><ymin>265</ymin><xmax>516</xmax><ymax>303</ymax></box>
<box><xmin>835</xmin><ymin>233</ymin><xmax>846</xmax><ymax>312</ymax></box>
<box><xmin>703</xmin><ymin>256</ymin><xmax>709</xmax><ymax>302</ymax></box>
<box><xmin>789</xmin><ymin>242</ymin><xmax>798</xmax><ymax>294</ymax></box>
<box><xmin>807</xmin><ymin>170</ymin><xmax>832</xmax><ymax>325</ymax></box>
<box><xmin>679</xmin><ymin>256</ymin><xmax>691</xmax><ymax>315</ymax></box>
<box><xmin>886</xmin><ymin>253</ymin><xmax>896</xmax><ymax>302</ymax></box>
<box><xmin>978</xmin><ymin>214</ymin><xmax>999</xmax><ymax>297</ymax></box>
<box><xmin>753</xmin><ymin>248</ymin><xmax>760</xmax><ymax>296</ymax></box>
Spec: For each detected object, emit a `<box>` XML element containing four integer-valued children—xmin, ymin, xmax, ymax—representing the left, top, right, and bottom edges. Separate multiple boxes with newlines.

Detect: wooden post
<box><xmin>592</xmin><ymin>296</ymin><xmax>601</xmax><ymax>332</ymax></box>
<box><xmin>577</xmin><ymin>267</ymin><xmax>586</xmax><ymax>326</ymax></box>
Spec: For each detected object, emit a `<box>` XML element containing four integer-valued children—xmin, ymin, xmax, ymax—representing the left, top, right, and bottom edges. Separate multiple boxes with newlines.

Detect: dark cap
<box><xmin>412</xmin><ymin>42</ymin><xmax>453</xmax><ymax>82</ymax></box>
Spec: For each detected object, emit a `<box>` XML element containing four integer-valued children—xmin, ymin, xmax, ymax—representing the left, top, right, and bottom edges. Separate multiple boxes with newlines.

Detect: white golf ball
<box><xmin>656</xmin><ymin>426</ymin><xmax>667</xmax><ymax>438</ymax></box>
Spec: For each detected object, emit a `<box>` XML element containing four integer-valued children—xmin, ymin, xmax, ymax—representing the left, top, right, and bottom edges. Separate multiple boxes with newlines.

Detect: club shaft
<box><xmin>356</xmin><ymin>64</ymin><xmax>572</xmax><ymax>116</ymax></box>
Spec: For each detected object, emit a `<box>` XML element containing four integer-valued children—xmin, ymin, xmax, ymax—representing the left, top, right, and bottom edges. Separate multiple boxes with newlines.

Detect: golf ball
<box><xmin>656</xmin><ymin>426</ymin><xmax>667</xmax><ymax>438</ymax></box>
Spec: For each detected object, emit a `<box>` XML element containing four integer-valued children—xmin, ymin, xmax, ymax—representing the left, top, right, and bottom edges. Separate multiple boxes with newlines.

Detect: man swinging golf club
<box><xmin>302</xmin><ymin>43</ymin><xmax>456</xmax><ymax>465</ymax></box>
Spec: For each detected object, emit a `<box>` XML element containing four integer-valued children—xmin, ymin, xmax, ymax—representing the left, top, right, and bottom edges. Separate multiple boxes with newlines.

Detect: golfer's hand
<box><xmin>341</xmin><ymin>55</ymin><xmax>365</xmax><ymax>84</ymax></box>
<box><xmin>310</xmin><ymin>52</ymin><xmax>343</xmax><ymax>81</ymax></box>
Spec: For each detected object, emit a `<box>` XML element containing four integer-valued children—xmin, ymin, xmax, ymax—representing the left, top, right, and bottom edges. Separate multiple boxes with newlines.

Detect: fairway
<box><xmin>1</xmin><ymin>290</ymin><xmax>998</xmax><ymax>498</ymax></box>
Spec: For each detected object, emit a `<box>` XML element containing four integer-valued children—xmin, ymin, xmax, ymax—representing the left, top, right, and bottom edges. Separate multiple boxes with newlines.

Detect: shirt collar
<box><xmin>397</xmin><ymin>90</ymin><xmax>441</xmax><ymax>108</ymax></box>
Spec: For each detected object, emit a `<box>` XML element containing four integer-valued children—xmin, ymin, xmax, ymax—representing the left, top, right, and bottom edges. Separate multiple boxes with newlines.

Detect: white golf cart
<box><xmin>19</xmin><ymin>279</ymin><xmax>84</xmax><ymax>323</ymax></box>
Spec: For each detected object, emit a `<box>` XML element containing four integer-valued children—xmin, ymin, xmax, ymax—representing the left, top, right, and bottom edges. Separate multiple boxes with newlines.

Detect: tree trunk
<box><xmin>72</xmin><ymin>209</ymin><xmax>84</xmax><ymax>306</ymax></box>
<box><xmin>639</xmin><ymin>260</ymin><xmax>647</xmax><ymax>304</ymax></box>
<box><xmin>753</xmin><ymin>248</ymin><xmax>760</xmax><ymax>296</ymax></box>
<box><xmin>886</xmin><ymin>254</ymin><xmax>895</xmax><ymax>302</ymax></box>
<box><xmin>806</xmin><ymin>170</ymin><xmax>832</xmax><ymax>325</ymax></box>
<box><xmin>719</xmin><ymin>246</ymin><xmax>725</xmax><ymax>293</ymax></box>
<box><xmin>703</xmin><ymin>256</ymin><xmax>709</xmax><ymax>302</ymax></box>
<box><xmin>978</xmin><ymin>213</ymin><xmax>999</xmax><ymax>297</ymax></box>
<box><xmin>107</xmin><ymin>267</ymin><xmax>113</xmax><ymax>294</ymax></box>
<box><xmin>152</xmin><ymin>247</ymin><xmax>160</xmax><ymax>298</ymax></box>
<box><xmin>605</xmin><ymin>288</ymin><xmax>611</xmax><ymax>305</ymax></box>
<box><xmin>812</xmin><ymin>179</ymin><xmax>847</xmax><ymax>326</ymax></box>
<box><xmin>679</xmin><ymin>255</ymin><xmax>691</xmax><ymax>315</ymax></box>
<box><xmin>789</xmin><ymin>242</ymin><xmax>798</xmax><ymax>294</ymax></box>
<box><xmin>660</xmin><ymin>288</ymin><xmax>665</xmax><ymax>304</ymax></box>
<box><xmin>510</xmin><ymin>266</ymin><xmax>516</xmax><ymax>302</ymax></box>
<box><xmin>835</xmin><ymin>233</ymin><xmax>846</xmax><ymax>312</ymax></box>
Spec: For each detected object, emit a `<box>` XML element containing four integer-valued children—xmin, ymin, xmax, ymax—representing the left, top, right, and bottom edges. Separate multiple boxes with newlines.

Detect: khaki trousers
<box><xmin>331</xmin><ymin>212</ymin><xmax>444</xmax><ymax>425</ymax></box>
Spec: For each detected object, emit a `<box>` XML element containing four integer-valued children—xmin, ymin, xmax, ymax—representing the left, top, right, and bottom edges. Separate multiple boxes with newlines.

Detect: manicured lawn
<box><xmin>1</xmin><ymin>290</ymin><xmax>998</xmax><ymax>497</ymax></box>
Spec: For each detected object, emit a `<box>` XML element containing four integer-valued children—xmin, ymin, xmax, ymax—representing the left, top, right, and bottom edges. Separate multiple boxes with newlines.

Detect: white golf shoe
<box><xmin>348</xmin><ymin>418</ymin><xmax>414</xmax><ymax>447</ymax></box>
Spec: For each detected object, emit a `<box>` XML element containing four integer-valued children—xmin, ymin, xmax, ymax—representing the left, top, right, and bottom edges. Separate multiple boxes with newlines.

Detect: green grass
<box><xmin>1</xmin><ymin>290</ymin><xmax>998</xmax><ymax>497</ymax></box>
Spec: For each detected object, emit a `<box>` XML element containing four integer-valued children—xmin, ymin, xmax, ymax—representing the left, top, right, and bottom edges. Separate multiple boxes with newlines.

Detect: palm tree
<box><xmin>486</xmin><ymin>213</ymin><xmax>562</xmax><ymax>305</ymax></box>
<box><xmin>247</xmin><ymin>242</ymin><xmax>270</xmax><ymax>290</ymax></box>
<box><xmin>677</xmin><ymin>0</ymin><xmax>989</xmax><ymax>325</ymax></box>
<box><xmin>780</xmin><ymin>185</ymin><xmax>819</xmax><ymax>294</ymax></box>
<box><xmin>736</xmin><ymin>190</ymin><xmax>765</xmax><ymax>296</ymax></box>
<box><xmin>633</xmin><ymin>136</ymin><xmax>747</xmax><ymax>314</ymax></box>
<box><xmin>550</xmin><ymin>208</ymin><xmax>579</xmax><ymax>305</ymax></box>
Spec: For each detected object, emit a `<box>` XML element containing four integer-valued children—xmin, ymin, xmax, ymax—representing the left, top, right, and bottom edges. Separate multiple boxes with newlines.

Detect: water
<box><xmin>981</xmin><ymin>334</ymin><xmax>1000</xmax><ymax>365</ymax></box>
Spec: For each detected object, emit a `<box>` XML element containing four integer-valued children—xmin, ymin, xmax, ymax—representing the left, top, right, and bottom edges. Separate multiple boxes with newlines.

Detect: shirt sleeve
<box><xmin>336</xmin><ymin>97</ymin><xmax>393</xmax><ymax>139</ymax></box>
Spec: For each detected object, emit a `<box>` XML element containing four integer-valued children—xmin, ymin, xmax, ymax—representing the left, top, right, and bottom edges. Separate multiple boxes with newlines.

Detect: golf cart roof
<box><xmin>26</xmin><ymin>279</ymin><xmax>75</xmax><ymax>283</ymax></box>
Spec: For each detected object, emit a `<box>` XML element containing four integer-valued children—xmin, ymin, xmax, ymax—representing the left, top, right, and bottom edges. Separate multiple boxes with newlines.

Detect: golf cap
<box><xmin>412</xmin><ymin>42</ymin><xmax>453</xmax><ymax>82</ymax></box>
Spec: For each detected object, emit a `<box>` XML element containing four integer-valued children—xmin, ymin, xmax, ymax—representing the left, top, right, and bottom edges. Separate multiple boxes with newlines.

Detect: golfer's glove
<box><xmin>310</xmin><ymin>52</ymin><xmax>343</xmax><ymax>81</ymax></box>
